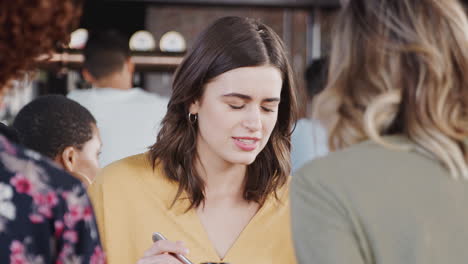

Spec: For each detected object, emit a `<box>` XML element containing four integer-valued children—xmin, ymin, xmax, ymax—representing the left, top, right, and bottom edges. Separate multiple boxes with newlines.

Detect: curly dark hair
<box><xmin>0</xmin><ymin>0</ymin><xmax>82</xmax><ymax>88</ymax></box>
<box><xmin>12</xmin><ymin>95</ymin><xmax>96</xmax><ymax>159</ymax></box>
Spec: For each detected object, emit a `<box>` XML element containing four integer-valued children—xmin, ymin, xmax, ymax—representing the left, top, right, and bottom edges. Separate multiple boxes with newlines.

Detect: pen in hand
<box><xmin>152</xmin><ymin>232</ymin><xmax>194</xmax><ymax>264</ymax></box>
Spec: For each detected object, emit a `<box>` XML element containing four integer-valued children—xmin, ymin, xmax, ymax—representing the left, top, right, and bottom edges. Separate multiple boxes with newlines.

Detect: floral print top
<box><xmin>0</xmin><ymin>135</ymin><xmax>105</xmax><ymax>263</ymax></box>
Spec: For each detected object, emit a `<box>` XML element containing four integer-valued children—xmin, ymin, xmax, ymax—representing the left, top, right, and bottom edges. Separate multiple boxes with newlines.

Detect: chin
<box><xmin>228</xmin><ymin>155</ymin><xmax>258</xmax><ymax>165</ymax></box>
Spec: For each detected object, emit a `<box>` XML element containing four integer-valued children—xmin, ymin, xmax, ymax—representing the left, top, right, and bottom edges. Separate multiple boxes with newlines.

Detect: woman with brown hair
<box><xmin>89</xmin><ymin>16</ymin><xmax>298</xmax><ymax>264</ymax></box>
<box><xmin>0</xmin><ymin>0</ymin><xmax>104</xmax><ymax>262</ymax></box>
<box><xmin>292</xmin><ymin>0</ymin><xmax>468</xmax><ymax>263</ymax></box>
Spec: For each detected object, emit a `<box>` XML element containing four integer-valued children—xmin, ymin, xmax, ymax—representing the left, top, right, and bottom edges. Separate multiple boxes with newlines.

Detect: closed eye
<box><xmin>261</xmin><ymin>106</ymin><xmax>275</xmax><ymax>112</ymax></box>
<box><xmin>229</xmin><ymin>104</ymin><xmax>245</xmax><ymax>110</ymax></box>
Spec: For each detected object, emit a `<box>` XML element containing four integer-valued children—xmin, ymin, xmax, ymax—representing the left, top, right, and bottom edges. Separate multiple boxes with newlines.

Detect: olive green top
<box><xmin>292</xmin><ymin>135</ymin><xmax>468</xmax><ymax>264</ymax></box>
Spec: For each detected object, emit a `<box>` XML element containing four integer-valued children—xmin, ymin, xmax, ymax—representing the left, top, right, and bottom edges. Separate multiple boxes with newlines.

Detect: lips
<box><xmin>232</xmin><ymin>137</ymin><xmax>260</xmax><ymax>151</ymax></box>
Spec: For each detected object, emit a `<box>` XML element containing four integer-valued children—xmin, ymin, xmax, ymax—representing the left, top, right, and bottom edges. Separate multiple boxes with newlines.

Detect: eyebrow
<box><xmin>222</xmin><ymin>93</ymin><xmax>280</xmax><ymax>103</ymax></box>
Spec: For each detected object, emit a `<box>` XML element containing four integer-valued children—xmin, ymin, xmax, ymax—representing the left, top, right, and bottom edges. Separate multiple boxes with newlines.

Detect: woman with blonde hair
<box><xmin>292</xmin><ymin>0</ymin><xmax>468</xmax><ymax>263</ymax></box>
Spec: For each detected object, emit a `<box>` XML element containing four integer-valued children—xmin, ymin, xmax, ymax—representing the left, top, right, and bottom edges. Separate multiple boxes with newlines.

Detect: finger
<box><xmin>137</xmin><ymin>254</ymin><xmax>183</xmax><ymax>264</ymax></box>
<box><xmin>158</xmin><ymin>254</ymin><xmax>184</xmax><ymax>264</ymax></box>
<box><xmin>143</xmin><ymin>240</ymin><xmax>189</xmax><ymax>257</ymax></box>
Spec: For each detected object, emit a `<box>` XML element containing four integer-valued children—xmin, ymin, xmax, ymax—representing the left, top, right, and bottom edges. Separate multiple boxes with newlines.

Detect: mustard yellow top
<box><xmin>88</xmin><ymin>153</ymin><xmax>297</xmax><ymax>264</ymax></box>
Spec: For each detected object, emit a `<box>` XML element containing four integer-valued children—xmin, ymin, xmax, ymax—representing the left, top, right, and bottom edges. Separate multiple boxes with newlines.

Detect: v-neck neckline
<box><xmin>190</xmin><ymin>201</ymin><xmax>265</xmax><ymax>261</ymax></box>
<box><xmin>138</xmin><ymin>157</ymin><xmax>283</xmax><ymax>262</ymax></box>
<box><xmin>165</xmin><ymin>192</ymin><xmax>273</xmax><ymax>262</ymax></box>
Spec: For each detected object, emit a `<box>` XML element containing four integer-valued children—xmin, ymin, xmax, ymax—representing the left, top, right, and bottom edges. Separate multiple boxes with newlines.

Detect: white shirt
<box><xmin>68</xmin><ymin>87</ymin><xmax>168</xmax><ymax>167</ymax></box>
<box><xmin>290</xmin><ymin>118</ymin><xmax>328</xmax><ymax>173</ymax></box>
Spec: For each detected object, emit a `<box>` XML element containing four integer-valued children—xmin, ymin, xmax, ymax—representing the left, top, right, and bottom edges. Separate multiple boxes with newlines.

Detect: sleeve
<box><xmin>54</xmin><ymin>180</ymin><xmax>106</xmax><ymax>263</ymax></box>
<box><xmin>290</xmin><ymin>168</ymin><xmax>365</xmax><ymax>264</ymax></box>
<box><xmin>87</xmin><ymin>174</ymin><xmax>107</xmax><ymax>253</ymax></box>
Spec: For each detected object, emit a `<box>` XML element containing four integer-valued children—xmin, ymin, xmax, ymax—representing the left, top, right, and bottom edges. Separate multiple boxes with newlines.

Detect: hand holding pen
<box><xmin>136</xmin><ymin>232</ymin><xmax>192</xmax><ymax>264</ymax></box>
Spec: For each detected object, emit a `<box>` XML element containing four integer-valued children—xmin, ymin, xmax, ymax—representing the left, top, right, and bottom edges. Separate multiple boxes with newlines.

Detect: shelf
<box><xmin>37</xmin><ymin>52</ymin><xmax>184</xmax><ymax>72</ymax></box>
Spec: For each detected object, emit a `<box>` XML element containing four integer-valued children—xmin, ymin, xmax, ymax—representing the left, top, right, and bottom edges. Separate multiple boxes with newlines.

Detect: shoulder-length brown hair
<box><xmin>150</xmin><ymin>16</ymin><xmax>298</xmax><ymax>209</ymax></box>
<box><xmin>315</xmin><ymin>0</ymin><xmax>468</xmax><ymax>178</ymax></box>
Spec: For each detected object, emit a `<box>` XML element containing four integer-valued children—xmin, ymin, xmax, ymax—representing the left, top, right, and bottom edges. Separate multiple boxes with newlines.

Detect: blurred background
<box><xmin>0</xmin><ymin>0</ymin><xmax>341</xmax><ymax>124</ymax></box>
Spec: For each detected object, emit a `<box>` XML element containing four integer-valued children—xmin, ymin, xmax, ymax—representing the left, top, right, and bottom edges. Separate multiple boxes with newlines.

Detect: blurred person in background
<box><xmin>13</xmin><ymin>95</ymin><xmax>102</xmax><ymax>187</ymax></box>
<box><xmin>89</xmin><ymin>16</ymin><xmax>298</xmax><ymax>264</ymax></box>
<box><xmin>290</xmin><ymin>58</ymin><xmax>328</xmax><ymax>173</ymax></box>
<box><xmin>0</xmin><ymin>0</ymin><xmax>104</xmax><ymax>262</ymax></box>
<box><xmin>68</xmin><ymin>30</ymin><xmax>168</xmax><ymax>167</ymax></box>
<box><xmin>292</xmin><ymin>0</ymin><xmax>468</xmax><ymax>263</ymax></box>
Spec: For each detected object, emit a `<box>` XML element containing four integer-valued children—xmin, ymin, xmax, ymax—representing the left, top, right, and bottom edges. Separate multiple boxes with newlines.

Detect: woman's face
<box><xmin>73</xmin><ymin>124</ymin><xmax>102</xmax><ymax>183</ymax></box>
<box><xmin>190</xmin><ymin>65</ymin><xmax>283</xmax><ymax>167</ymax></box>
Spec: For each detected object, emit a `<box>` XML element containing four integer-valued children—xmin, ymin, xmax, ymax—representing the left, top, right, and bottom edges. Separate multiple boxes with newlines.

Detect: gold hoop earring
<box><xmin>188</xmin><ymin>113</ymin><xmax>198</xmax><ymax>124</ymax></box>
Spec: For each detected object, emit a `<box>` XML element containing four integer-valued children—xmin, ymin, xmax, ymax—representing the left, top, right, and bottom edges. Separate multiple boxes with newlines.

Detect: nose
<box><xmin>242</xmin><ymin>106</ymin><xmax>262</xmax><ymax>132</ymax></box>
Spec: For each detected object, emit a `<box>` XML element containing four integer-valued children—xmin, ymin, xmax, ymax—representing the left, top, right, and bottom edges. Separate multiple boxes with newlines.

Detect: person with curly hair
<box><xmin>13</xmin><ymin>95</ymin><xmax>102</xmax><ymax>187</ymax></box>
<box><xmin>0</xmin><ymin>0</ymin><xmax>105</xmax><ymax>263</ymax></box>
<box><xmin>0</xmin><ymin>0</ymin><xmax>81</xmax><ymax>87</ymax></box>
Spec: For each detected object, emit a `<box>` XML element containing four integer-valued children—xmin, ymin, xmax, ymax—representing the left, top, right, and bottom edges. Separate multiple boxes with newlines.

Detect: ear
<box><xmin>189</xmin><ymin>100</ymin><xmax>200</xmax><ymax>115</ymax></box>
<box><xmin>82</xmin><ymin>69</ymin><xmax>96</xmax><ymax>84</ymax></box>
<box><xmin>126</xmin><ymin>58</ymin><xmax>135</xmax><ymax>74</ymax></box>
<box><xmin>59</xmin><ymin>146</ymin><xmax>77</xmax><ymax>174</ymax></box>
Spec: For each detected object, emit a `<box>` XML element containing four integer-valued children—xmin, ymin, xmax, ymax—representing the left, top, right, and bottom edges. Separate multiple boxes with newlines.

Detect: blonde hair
<box><xmin>316</xmin><ymin>0</ymin><xmax>468</xmax><ymax>178</ymax></box>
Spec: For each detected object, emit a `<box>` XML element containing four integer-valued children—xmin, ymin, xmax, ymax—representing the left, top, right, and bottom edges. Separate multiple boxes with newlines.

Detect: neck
<box><xmin>94</xmin><ymin>74</ymin><xmax>131</xmax><ymax>90</ymax></box>
<box><xmin>305</xmin><ymin>98</ymin><xmax>314</xmax><ymax>119</ymax></box>
<box><xmin>195</xmin><ymin>154</ymin><xmax>247</xmax><ymax>202</ymax></box>
<box><xmin>53</xmin><ymin>157</ymin><xmax>92</xmax><ymax>187</ymax></box>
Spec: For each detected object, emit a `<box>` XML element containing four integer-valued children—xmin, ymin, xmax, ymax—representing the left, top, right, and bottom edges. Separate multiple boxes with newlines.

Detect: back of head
<box><xmin>13</xmin><ymin>95</ymin><xmax>96</xmax><ymax>159</ymax></box>
<box><xmin>83</xmin><ymin>30</ymin><xmax>130</xmax><ymax>80</ymax></box>
<box><xmin>317</xmin><ymin>0</ymin><xmax>468</xmax><ymax>178</ymax></box>
<box><xmin>305</xmin><ymin>58</ymin><xmax>328</xmax><ymax>99</ymax></box>
<box><xmin>0</xmin><ymin>0</ymin><xmax>82</xmax><ymax>88</ymax></box>
<box><xmin>0</xmin><ymin>123</ymin><xmax>20</xmax><ymax>144</ymax></box>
